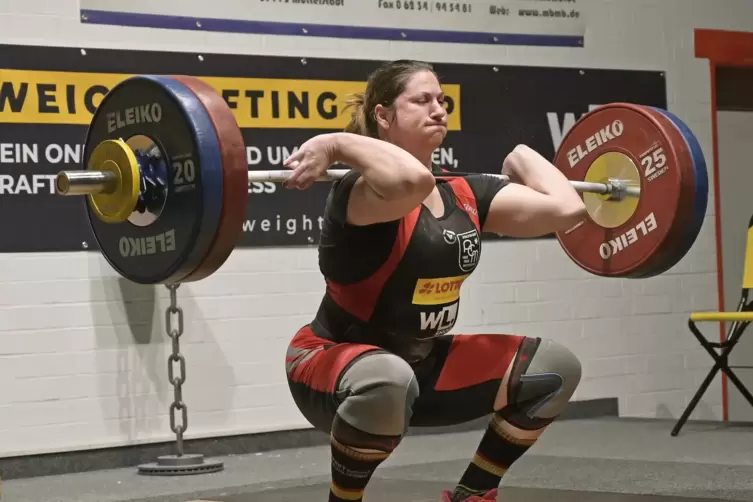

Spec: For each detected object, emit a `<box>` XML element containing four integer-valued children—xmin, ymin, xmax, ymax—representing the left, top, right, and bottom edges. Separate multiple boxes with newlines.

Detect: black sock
<box><xmin>329</xmin><ymin>435</ymin><xmax>390</xmax><ymax>502</ymax></box>
<box><xmin>451</xmin><ymin>413</ymin><xmax>540</xmax><ymax>501</ymax></box>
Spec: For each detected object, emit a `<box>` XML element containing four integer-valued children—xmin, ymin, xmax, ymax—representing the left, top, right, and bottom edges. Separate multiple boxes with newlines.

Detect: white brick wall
<box><xmin>1</xmin><ymin>0</ymin><xmax>750</xmax><ymax>457</ymax></box>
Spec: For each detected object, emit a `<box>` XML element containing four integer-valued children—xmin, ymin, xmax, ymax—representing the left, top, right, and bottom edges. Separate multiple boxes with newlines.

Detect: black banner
<box><xmin>0</xmin><ymin>44</ymin><xmax>666</xmax><ymax>252</ymax></box>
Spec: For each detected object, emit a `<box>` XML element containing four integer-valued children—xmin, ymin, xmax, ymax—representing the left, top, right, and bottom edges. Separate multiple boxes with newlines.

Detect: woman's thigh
<box><xmin>409</xmin><ymin>332</ymin><xmax>530</xmax><ymax>427</ymax></box>
<box><xmin>285</xmin><ymin>324</ymin><xmax>387</xmax><ymax>433</ymax></box>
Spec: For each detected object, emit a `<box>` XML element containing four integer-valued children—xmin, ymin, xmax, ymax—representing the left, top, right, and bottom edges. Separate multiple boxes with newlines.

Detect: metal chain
<box><xmin>165</xmin><ymin>283</ymin><xmax>187</xmax><ymax>456</ymax></box>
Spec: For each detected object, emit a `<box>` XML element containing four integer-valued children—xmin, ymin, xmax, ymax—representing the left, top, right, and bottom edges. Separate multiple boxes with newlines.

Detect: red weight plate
<box><xmin>554</xmin><ymin>103</ymin><xmax>690</xmax><ymax>278</ymax></box>
<box><xmin>631</xmin><ymin>106</ymin><xmax>696</xmax><ymax>278</ymax></box>
<box><xmin>171</xmin><ymin>75</ymin><xmax>249</xmax><ymax>282</ymax></box>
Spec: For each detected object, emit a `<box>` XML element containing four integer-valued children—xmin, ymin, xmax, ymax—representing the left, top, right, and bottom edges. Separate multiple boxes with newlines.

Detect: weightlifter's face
<box><xmin>379</xmin><ymin>70</ymin><xmax>448</xmax><ymax>156</ymax></box>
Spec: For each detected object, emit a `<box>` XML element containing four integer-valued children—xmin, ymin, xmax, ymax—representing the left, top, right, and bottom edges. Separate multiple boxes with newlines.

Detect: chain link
<box><xmin>165</xmin><ymin>283</ymin><xmax>187</xmax><ymax>456</ymax></box>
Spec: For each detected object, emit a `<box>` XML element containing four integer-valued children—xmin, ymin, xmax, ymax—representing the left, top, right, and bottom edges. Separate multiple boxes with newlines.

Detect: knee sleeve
<box><xmin>333</xmin><ymin>351</ymin><xmax>419</xmax><ymax>450</ymax></box>
<box><xmin>502</xmin><ymin>337</ymin><xmax>582</xmax><ymax>429</ymax></box>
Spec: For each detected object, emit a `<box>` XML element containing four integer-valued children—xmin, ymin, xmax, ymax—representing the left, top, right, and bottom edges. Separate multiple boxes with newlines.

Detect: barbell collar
<box><xmin>56</xmin><ymin>167</ymin><xmax>640</xmax><ymax>199</ymax></box>
<box><xmin>571</xmin><ymin>179</ymin><xmax>640</xmax><ymax>198</ymax></box>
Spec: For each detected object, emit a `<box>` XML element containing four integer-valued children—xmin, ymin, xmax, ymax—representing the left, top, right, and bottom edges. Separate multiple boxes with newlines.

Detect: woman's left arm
<box><xmin>482</xmin><ymin>145</ymin><xmax>587</xmax><ymax>238</ymax></box>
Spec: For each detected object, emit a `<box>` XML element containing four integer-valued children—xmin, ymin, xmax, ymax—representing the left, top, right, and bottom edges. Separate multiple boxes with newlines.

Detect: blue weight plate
<box><xmin>84</xmin><ymin>75</ymin><xmax>224</xmax><ymax>284</ymax></box>
<box><xmin>641</xmin><ymin>107</ymin><xmax>709</xmax><ymax>276</ymax></box>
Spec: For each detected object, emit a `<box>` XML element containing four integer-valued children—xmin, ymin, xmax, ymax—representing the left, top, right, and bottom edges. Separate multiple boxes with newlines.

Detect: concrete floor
<box><xmin>4</xmin><ymin>418</ymin><xmax>753</xmax><ymax>502</ymax></box>
<box><xmin>182</xmin><ymin>483</ymin><xmax>746</xmax><ymax>502</ymax></box>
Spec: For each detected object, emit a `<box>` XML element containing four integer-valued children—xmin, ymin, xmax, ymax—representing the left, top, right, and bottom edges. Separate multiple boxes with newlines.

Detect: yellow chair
<box><xmin>671</xmin><ymin>221</ymin><xmax>753</xmax><ymax>436</ymax></box>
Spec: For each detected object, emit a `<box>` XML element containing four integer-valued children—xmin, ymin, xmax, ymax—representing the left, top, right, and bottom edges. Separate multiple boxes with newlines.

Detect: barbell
<box><xmin>53</xmin><ymin>74</ymin><xmax>708</xmax><ymax>284</ymax></box>
<box><xmin>57</xmin><ymin>167</ymin><xmax>642</xmax><ymax>198</ymax></box>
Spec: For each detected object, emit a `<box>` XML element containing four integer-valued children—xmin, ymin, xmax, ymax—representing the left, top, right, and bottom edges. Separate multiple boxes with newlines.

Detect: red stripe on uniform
<box><xmin>326</xmin><ymin>207</ymin><xmax>421</xmax><ymax>322</ymax></box>
<box><xmin>287</xmin><ymin>326</ymin><xmax>378</xmax><ymax>392</ymax></box>
<box><xmin>435</xmin><ymin>334</ymin><xmax>524</xmax><ymax>391</ymax></box>
<box><xmin>444</xmin><ymin>177</ymin><xmax>480</xmax><ymax>231</ymax></box>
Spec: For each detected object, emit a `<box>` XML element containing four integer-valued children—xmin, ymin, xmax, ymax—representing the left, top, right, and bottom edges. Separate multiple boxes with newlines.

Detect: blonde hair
<box><xmin>342</xmin><ymin>60</ymin><xmax>437</xmax><ymax>138</ymax></box>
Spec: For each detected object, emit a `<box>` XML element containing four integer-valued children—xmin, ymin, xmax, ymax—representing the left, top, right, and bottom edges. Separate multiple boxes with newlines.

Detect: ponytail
<box><xmin>342</xmin><ymin>92</ymin><xmax>371</xmax><ymax>137</ymax></box>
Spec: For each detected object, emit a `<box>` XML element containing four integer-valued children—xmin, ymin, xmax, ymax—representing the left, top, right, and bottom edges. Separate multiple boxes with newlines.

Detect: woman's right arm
<box><xmin>330</xmin><ymin>133</ymin><xmax>435</xmax><ymax>226</ymax></box>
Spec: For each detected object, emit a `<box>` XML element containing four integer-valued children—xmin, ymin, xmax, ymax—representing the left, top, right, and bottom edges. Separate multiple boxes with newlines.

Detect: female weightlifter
<box><xmin>281</xmin><ymin>59</ymin><xmax>586</xmax><ymax>502</ymax></box>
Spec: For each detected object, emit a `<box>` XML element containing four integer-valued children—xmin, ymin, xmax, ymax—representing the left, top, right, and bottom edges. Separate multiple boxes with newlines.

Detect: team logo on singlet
<box><xmin>443</xmin><ymin>229</ymin><xmax>480</xmax><ymax>272</ymax></box>
<box><xmin>457</xmin><ymin>229</ymin><xmax>480</xmax><ymax>272</ymax></box>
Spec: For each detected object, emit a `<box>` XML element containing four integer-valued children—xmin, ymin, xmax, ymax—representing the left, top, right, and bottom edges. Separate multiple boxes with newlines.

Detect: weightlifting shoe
<box><xmin>440</xmin><ymin>488</ymin><xmax>498</xmax><ymax>501</ymax></box>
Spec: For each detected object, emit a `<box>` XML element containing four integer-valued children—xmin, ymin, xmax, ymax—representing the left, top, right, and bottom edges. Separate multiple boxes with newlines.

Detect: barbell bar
<box><xmin>55</xmin><ymin>168</ymin><xmax>641</xmax><ymax>199</ymax></box>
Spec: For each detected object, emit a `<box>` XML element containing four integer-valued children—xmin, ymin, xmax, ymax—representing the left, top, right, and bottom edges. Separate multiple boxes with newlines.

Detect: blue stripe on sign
<box><xmin>80</xmin><ymin>9</ymin><xmax>584</xmax><ymax>47</ymax></box>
